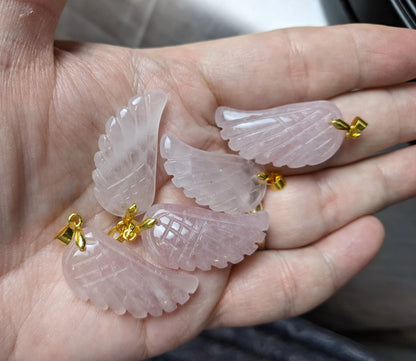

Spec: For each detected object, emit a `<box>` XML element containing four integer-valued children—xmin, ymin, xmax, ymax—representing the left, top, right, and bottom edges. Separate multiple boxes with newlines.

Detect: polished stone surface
<box><xmin>93</xmin><ymin>91</ymin><xmax>167</xmax><ymax>216</ymax></box>
<box><xmin>143</xmin><ymin>203</ymin><xmax>269</xmax><ymax>271</ymax></box>
<box><xmin>63</xmin><ymin>226</ymin><xmax>199</xmax><ymax>318</ymax></box>
<box><xmin>161</xmin><ymin>134</ymin><xmax>266</xmax><ymax>214</ymax></box>
<box><xmin>216</xmin><ymin>101</ymin><xmax>344</xmax><ymax>168</ymax></box>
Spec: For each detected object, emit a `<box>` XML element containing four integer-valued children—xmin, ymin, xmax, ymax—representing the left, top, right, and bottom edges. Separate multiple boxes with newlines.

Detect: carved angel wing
<box><xmin>215</xmin><ymin>101</ymin><xmax>345</xmax><ymax>168</ymax></box>
<box><xmin>62</xmin><ymin>227</ymin><xmax>199</xmax><ymax>318</ymax></box>
<box><xmin>160</xmin><ymin>135</ymin><xmax>266</xmax><ymax>214</ymax></box>
<box><xmin>93</xmin><ymin>91</ymin><xmax>168</xmax><ymax>217</ymax></box>
<box><xmin>142</xmin><ymin>203</ymin><xmax>269</xmax><ymax>271</ymax></box>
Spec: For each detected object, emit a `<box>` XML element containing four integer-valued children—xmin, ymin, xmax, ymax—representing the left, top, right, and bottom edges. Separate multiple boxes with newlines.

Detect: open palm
<box><xmin>2</xmin><ymin>1</ymin><xmax>416</xmax><ymax>360</ymax></box>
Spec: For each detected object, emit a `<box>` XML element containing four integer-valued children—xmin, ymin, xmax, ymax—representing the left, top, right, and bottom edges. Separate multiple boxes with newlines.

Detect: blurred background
<box><xmin>56</xmin><ymin>1</ymin><xmax>416</xmax><ymax>360</ymax></box>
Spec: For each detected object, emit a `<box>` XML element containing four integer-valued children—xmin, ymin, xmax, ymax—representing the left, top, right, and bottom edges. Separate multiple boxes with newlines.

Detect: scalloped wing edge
<box><xmin>142</xmin><ymin>204</ymin><xmax>269</xmax><ymax>271</ymax></box>
<box><xmin>92</xmin><ymin>91</ymin><xmax>168</xmax><ymax>216</ymax></box>
<box><xmin>160</xmin><ymin>134</ymin><xmax>266</xmax><ymax>214</ymax></box>
<box><xmin>62</xmin><ymin>226</ymin><xmax>199</xmax><ymax>318</ymax></box>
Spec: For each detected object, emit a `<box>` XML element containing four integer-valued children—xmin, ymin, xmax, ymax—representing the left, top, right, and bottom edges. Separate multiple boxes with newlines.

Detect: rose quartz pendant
<box><xmin>63</xmin><ymin>227</ymin><xmax>199</xmax><ymax>318</ymax></box>
<box><xmin>93</xmin><ymin>91</ymin><xmax>168</xmax><ymax>216</ymax></box>
<box><xmin>161</xmin><ymin>134</ymin><xmax>266</xmax><ymax>214</ymax></box>
<box><xmin>215</xmin><ymin>101</ymin><xmax>345</xmax><ymax>168</ymax></box>
<box><xmin>142</xmin><ymin>203</ymin><xmax>269</xmax><ymax>271</ymax></box>
<box><xmin>60</xmin><ymin>92</ymin><xmax>202</xmax><ymax>318</ymax></box>
<box><xmin>58</xmin><ymin>91</ymin><xmax>276</xmax><ymax>319</ymax></box>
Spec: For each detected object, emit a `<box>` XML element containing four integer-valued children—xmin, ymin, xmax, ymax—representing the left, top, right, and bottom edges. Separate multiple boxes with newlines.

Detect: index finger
<box><xmin>194</xmin><ymin>24</ymin><xmax>416</xmax><ymax>108</ymax></box>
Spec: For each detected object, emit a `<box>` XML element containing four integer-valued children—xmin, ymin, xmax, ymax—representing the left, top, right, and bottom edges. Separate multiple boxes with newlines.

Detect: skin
<box><xmin>1</xmin><ymin>1</ymin><xmax>416</xmax><ymax>360</ymax></box>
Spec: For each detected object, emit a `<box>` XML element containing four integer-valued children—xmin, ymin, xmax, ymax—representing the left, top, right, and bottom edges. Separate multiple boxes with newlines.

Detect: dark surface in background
<box><xmin>147</xmin><ymin>318</ymin><xmax>384</xmax><ymax>361</ymax></box>
<box><xmin>322</xmin><ymin>0</ymin><xmax>416</xmax><ymax>28</ymax></box>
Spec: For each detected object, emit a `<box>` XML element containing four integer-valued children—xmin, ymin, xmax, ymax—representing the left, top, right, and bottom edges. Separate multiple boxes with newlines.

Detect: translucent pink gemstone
<box><xmin>93</xmin><ymin>91</ymin><xmax>168</xmax><ymax>217</ymax></box>
<box><xmin>142</xmin><ymin>203</ymin><xmax>269</xmax><ymax>271</ymax></box>
<box><xmin>215</xmin><ymin>101</ymin><xmax>345</xmax><ymax>168</ymax></box>
<box><xmin>62</xmin><ymin>227</ymin><xmax>199</xmax><ymax>318</ymax></box>
<box><xmin>160</xmin><ymin>134</ymin><xmax>266</xmax><ymax>214</ymax></box>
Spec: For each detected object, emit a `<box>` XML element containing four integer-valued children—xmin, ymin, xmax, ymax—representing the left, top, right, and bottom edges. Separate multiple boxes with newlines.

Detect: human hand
<box><xmin>2</xmin><ymin>1</ymin><xmax>416</xmax><ymax>360</ymax></box>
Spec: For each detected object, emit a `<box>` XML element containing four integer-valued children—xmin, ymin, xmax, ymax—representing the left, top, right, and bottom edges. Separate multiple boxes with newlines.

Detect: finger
<box><xmin>257</xmin><ymin>81</ymin><xmax>416</xmax><ymax>176</ymax></box>
<box><xmin>0</xmin><ymin>0</ymin><xmax>67</xmax><ymax>67</ymax></box>
<box><xmin>209</xmin><ymin>216</ymin><xmax>384</xmax><ymax>328</ymax></box>
<box><xmin>194</xmin><ymin>24</ymin><xmax>416</xmax><ymax>108</ymax></box>
<box><xmin>264</xmin><ymin>144</ymin><xmax>416</xmax><ymax>249</ymax></box>
<box><xmin>328</xmin><ymin>82</ymin><xmax>416</xmax><ymax>166</ymax></box>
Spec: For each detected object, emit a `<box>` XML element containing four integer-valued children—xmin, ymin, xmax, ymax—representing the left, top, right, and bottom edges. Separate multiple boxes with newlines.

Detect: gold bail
<box><xmin>55</xmin><ymin>224</ymin><xmax>75</xmax><ymax>246</ymax></box>
<box><xmin>331</xmin><ymin>117</ymin><xmax>368</xmax><ymax>139</ymax></box>
<box><xmin>139</xmin><ymin>218</ymin><xmax>158</xmax><ymax>231</ymax></box>
<box><xmin>109</xmin><ymin>203</ymin><xmax>158</xmax><ymax>242</ymax></box>
<box><xmin>125</xmin><ymin>203</ymin><xmax>138</xmax><ymax>223</ymax></box>
<box><xmin>74</xmin><ymin>227</ymin><xmax>87</xmax><ymax>252</ymax></box>
<box><xmin>257</xmin><ymin>172</ymin><xmax>286</xmax><ymax>191</ymax></box>
<box><xmin>55</xmin><ymin>213</ymin><xmax>86</xmax><ymax>251</ymax></box>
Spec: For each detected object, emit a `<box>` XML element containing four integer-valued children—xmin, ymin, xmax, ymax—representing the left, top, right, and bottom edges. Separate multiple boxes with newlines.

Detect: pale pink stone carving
<box><xmin>93</xmin><ymin>91</ymin><xmax>168</xmax><ymax>217</ymax></box>
<box><xmin>62</xmin><ymin>227</ymin><xmax>199</xmax><ymax>318</ymax></box>
<box><xmin>142</xmin><ymin>203</ymin><xmax>269</xmax><ymax>271</ymax></box>
<box><xmin>215</xmin><ymin>101</ymin><xmax>345</xmax><ymax>168</ymax></box>
<box><xmin>160</xmin><ymin>134</ymin><xmax>266</xmax><ymax>214</ymax></box>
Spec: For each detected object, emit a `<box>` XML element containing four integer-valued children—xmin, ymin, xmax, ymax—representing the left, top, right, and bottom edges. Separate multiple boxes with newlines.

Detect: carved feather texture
<box><xmin>215</xmin><ymin>101</ymin><xmax>345</xmax><ymax>168</ymax></box>
<box><xmin>160</xmin><ymin>135</ymin><xmax>266</xmax><ymax>214</ymax></box>
<box><xmin>62</xmin><ymin>227</ymin><xmax>199</xmax><ymax>318</ymax></box>
<box><xmin>142</xmin><ymin>203</ymin><xmax>269</xmax><ymax>271</ymax></box>
<box><xmin>93</xmin><ymin>91</ymin><xmax>168</xmax><ymax>217</ymax></box>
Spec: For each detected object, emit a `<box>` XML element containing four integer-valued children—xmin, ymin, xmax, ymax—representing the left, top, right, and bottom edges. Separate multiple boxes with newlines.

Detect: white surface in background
<box><xmin>56</xmin><ymin>0</ymin><xmax>329</xmax><ymax>46</ymax></box>
<box><xmin>199</xmin><ymin>0</ymin><xmax>328</xmax><ymax>31</ymax></box>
